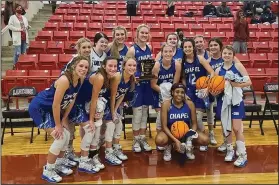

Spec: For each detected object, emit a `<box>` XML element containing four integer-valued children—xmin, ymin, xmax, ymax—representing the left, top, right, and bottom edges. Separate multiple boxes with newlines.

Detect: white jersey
<box><xmin>90</xmin><ymin>48</ymin><xmax>107</xmax><ymax>73</ymax></box>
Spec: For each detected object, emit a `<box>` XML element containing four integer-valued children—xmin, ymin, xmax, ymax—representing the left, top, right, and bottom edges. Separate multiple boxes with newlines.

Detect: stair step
<box><xmin>1</xmin><ymin>57</ymin><xmax>14</xmax><ymax>64</ymax></box>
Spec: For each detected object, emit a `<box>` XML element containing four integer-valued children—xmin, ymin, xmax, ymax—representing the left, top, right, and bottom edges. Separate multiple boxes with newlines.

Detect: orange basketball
<box><xmin>171</xmin><ymin>121</ymin><xmax>189</xmax><ymax>139</ymax></box>
<box><xmin>208</xmin><ymin>75</ymin><xmax>225</xmax><ymax>93</ymax></box>
<box><xmin>196</xmin><ymin>76</ymin><xmax>210</xmax><ymax>89</ymax></box>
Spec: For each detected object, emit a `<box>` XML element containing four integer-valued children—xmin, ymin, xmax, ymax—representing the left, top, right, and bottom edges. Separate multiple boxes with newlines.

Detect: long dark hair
<box><xmin>208</xmin><ymin>37</ymin><xmax>223</xmax><ymax>51</ymax></box>
<box><xmin>96</xmin><ymin>56</ymin><xmax>117</xmax><ymax>88</ymax></box>
<box><xmin>64</xmin><ymin>56</ymin><xmax>90</xmax><ymax>84</ymax></box>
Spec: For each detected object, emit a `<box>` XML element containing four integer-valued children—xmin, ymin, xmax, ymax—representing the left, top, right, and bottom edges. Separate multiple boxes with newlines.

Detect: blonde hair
<box><xmin>222</xmin><ymin>45</ymin><xmax>235</xmax><ymax>56</ymax></box>
<box><xmin>111</xmin><ymin>26</ymin><xmax>127</xmax><ymax>59</ymax></box>
<box><xmin>160</xmin><ymin>43</ymin><xmax>175</xmax><ymax>53</ymax></box>
<box><xmin>122</xmin><ymin>56</ymin><xmax>136</xmax><ymax>91</ymax></box>
<box><xmin>136</xmin><ymin>24</ymin><xmax>150</xmax><ymax>43</ymax></box>
<box><xmin>75</xmin><ymin>37</ymin><xmax>92</xmax><ymax>55</ymax></box>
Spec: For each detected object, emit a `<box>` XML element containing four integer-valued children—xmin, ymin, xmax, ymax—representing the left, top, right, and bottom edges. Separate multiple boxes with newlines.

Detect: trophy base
<box><xmin>138</xmin><ymin>75</ymin><xmax>157</xmax><ymax>81</ymax></box>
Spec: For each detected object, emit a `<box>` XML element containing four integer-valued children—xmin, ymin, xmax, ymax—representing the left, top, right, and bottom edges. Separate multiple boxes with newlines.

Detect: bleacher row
<box><xmin>1</xmin><ymin>1</ymin><xmax>278</xmax><ymax>100</ymax></box>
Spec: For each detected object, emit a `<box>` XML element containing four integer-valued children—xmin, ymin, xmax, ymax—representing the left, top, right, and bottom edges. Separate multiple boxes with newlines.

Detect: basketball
<box><xmin>208</xmin><ymin>75</ymin><xmax>225</xmax><ymax>93</ymax></box>
<box><xmin>196</xmin><ymin>76</ymin><xmax>210</xmax><ymax>89</ymax></box>
<box><xmin>171</xmin><ymin>121</ymin><xmax>189</xmax><ymax>139</ymax></box>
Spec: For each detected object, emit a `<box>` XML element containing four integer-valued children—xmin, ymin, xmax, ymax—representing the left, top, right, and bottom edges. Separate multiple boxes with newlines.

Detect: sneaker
<box><xmin>225</xmin><ymin>146</ymin><xmax>235</xmax><ymax>162</ymax></box>
<box><xmin>105</xmin><ymin>151</ymin><xmax>122</xmax><ymax>165</ymax></box>
<box><xmin>132</xmin><ymin>139</ymin><xmax>142</xmax><ymax>153</ymax></box>
<box><xmin>199</xmin><ymin>145</ymin><xmax>208</xmax><ymax>152</ymax></box>
<box><xmin>234</xmin><ymin>153</ymin><xmax>248</xmax><ymax>167</ymax></box>
<box><xmin>140</xmin><ymin>137</ymin><xmax>152</xmax><ymax>152</ymax></box>
<box><xmin>163</xmin><ymin>145</ymin><xmax>172</xmax><ymax>161</ymax></box>
<box><xmin>156</xmin><ymin>146</ymin><xmax>165</xmax><ymax>151</ymax></box>
<box><xmin>113</xmin><ymin>146</ymin><xmax>128</xmax><ymax>161</ymax></box>
<box><xmin>42</xmin><ymin>165</ymin><xmax>62</xmax><ymax>183</ymax></box>
<box><xmin>92</xmin><ymin>154</ymin><xmax>105</xmax><ymax>169</ymax></box>
<box><xmin>217</xmin><ymin>142</ymin><xmax>227</xmax><ymax>152</ymax></box>
<box><xmin>55</xmin><ymin>164</ymin><xmax>73</xmax><ymax>176</ymax></box>
<box><xmin>209</xmin><ymin>131</ymin><xmax>217</xmax><ymax>145</ymax></box>
<box><xmin>184</xmin><ymin>141</ymin><xmax>195</xmax><ymax>160</ymax></box>
<box><xmin>78</xmin><ymin>159</ymin><xmax>99</xmax><ymax>173</ymax></box>
<box><xmin>65</xmin><ymin>150</ymin><xmax>79</xmax><ymax>163</ymax></box>
<box><xmin>63</xmin><ymin>158</ymin><xmax>77</xmax><ymax>168</ymax></box>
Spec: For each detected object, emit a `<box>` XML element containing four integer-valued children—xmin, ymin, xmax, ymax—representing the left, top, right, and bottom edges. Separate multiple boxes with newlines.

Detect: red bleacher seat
<box><xmin>88</xmin><ymin>22</ymin><xmax>103</xmax><ymax>31</ymax></box>
<box><xmin>249</xmin><ymin>53</ymin><xmax>270</xmax><ymax>68</ymax></box>
<box><xmin>154</xmin><ymin>10</ymin><xmax>165</xmax><ymax>17</ymax></box>
<box><xmin>248</xmin><ymin>24</ymin><xmax>259</xmax><ymax>32</ymax></box>
<box><xmin>222</xmin><ymin>17</ymin><xmax>234</xmax><ymax>24</ymax></box>
<box><xmin>249</xmin><ymin>32</ymin><xmax>258</xmax><ymax>42</ymax></box>
<box><xmin>58</xmin><ymin>22</ymin><xmax>73</xmax><ymax>31</ymax></box>
<box><xmin>203</xmin><ymin>24</ymin><xmax>217</xmax><ymax>32</ymax></box>
<box><xmin>35</xmin><ymin>31</ymin><xmax>53</xmax><ymax>41</ymax></box>
<box><xmin>27</xmin><ymin>41</ymin><xmax>47</xmax><ymax>54</ymax></box>
<box><xmin>38</xmin><ymin>54</ymin><xmax>58</xmax><ymax>70</ymax></box>
<box><xmin>64</xmin><ymin>41</ymin><xmax>77</xmax><ymax>54</ymax></box>
<box><xmin>51</xmin><ymin>70</ymin><xmax>61</xmax><ymax>77</ymax></box>
<box><xmin>211</xmin><ymin>32</ymin><xmax>227</xmax><ymax>42</ymax></box>
<box><xmin>53</xmin><ymin>31</ymin><xmax>69</xmax><ymax>41</ymax></box>
<box><xmin>67</xmin><ymin>9</ymin><xmax>79</xmax><ymax>15</ymax></box>
<box><xmin>269</xmin><ymin>42</ymin><xmax>278</xmax><ymax>53</ymax></box>
<box><xmin>82</xmin><ymin>4</ymin><xmax>93</xmax><ymax>9</ymax></box>
<box><xmin>117</xmin><ymin>16</ymin><xmax>130</xmax><ymax>24</ymax></box>
<box><xmin>171</xmin><ymin>17</ymin><xmax>184</xmax><ymax>24</ymax></box>
<box><xmin>120</xmin><ymin>23</ymin><xmax>132</xmax><ymax>32</ymax></box>
<box><xmin>58</xmin><ymin>54</ymin><xmax>75</xmax><ymax>69</ymax></box>
<box><xmin>183</xmin><ymin>17</ymin><xmax>196</xmax><ymax>24</ymax></box>
<box><xmin>5</xmin><ymin>70</ymin><xmax>28</xmax><ymax>77</ymax></box>
<box><xmin>27</xmin><ymin>70</ymin><xmax>50</xmax><ymax>92</ymax></box>
<box><xmin>250</xmin><ymin>76</ymin><xmax>269</xmax><ymax>92</ymax></box>
<box><xmin>76</xmin><ymin>16</ymin><xmax>90</xmax><ymax>23</ymax></box>
<box><xmin>79</xmin><ymin>9</ymin><xmax>91</xmax><ymax>16</ymax></box>
<box><xmin>2</xmin><ymin>76</ymin><xmax>27</xmax><ymax>97</ymax></box>
<box><xmin>85</xmin><ymin>31</ymin><xmax>96</xmax><ymax>41</ymax></box>
<box><xmin>157</xmin><ymin>17</ymin><xmax>171</xmax><ymax>23</ymax></box>
<box><xmin>271</xmin><ymin>24</ymin><xmax>278</xmax><ymax>31</ymax></box>
<box><xmin>92</xmin><ymin>10</ymin><xmax>104</xmax><ymax>16</ymax></box>
<box><xmin>265</xmin><ymin>68</ymin><xmax>278</xmax><ymax>82</ymax></box>
<box><xmin>270</xmin><ymin>32</ymin><xmax>278</xmax><ymax>41</ymax></box>
<box><xmin>54</xmin><ymin>8</ymin><xmax>67</xmax><ymax>15</ymax></box>
<box><xmin>103</xmin><ymin>16</ymin><xmax>117</xmax><ymax>23</ymax></box>
<box><xmin>69</xmin><ymin>3</ymin><xmax>82</xmax><ymax>9</ymax></box>
<box><xmin>144</xmin><ymin>16</ymin><xmax>158</xmax><ymax>24</ymax></box>
<box><xmin>63</xmin><ymin>15</ymin><xmax>76</xmax><ymax>23</ymax></box>
<box><xmin>246</xmin><ymin>68</ymin><xmax>266</xmax><ymax>76</ymax></box>
<box><xmin>256</xmin><ymin>32</ymin><xmax>272</xmax><ymax>42</ymax></box>
<box><xmin>267</xmin><ymin>53</ymin><xmax>279</xmax><ymax>68</ymax></box>
<box><xmin>189</xmin><ymin>24</ymin><xmax>204</xmax><ymax>32</ymax></box>
<box><xmin>150</xmin><ymin>32</ymin><xmax>164</xmax><ymax>42</ymax></box>
<box><xmin>59</xmin><ymin>3</ymin><xmax>70</xmax><ymax>9</ymax></box>
<box><xmin>258</xmin><ymin>24</ymin><xmax>273</xmax><ymax>32</ymax></box>
<box><xmin>174</xmin><ymin>23</ymin><xmax>189</xmax><ymax>32</ymax></box>
<box><xmin>73</xmin><ymin>22</ymin><xmax>88</xmax><ymax>31</ymax></box>
<box><xmin>184</xmin><ymin>32</ymin><xmax>196</xmax><ymax>38</ymax></box>
<box><xmin>209</xmin><ymin>17</ymin><xmax>222</xmax><ymax>24</ymax></box>
<box><xmin>90</xmin><ymin>16</ymin><xmax>103</xmax><ymax>23</ymax></box>
<box><xmin>161</xmin><ymin>23</ymin><xmax>175</xmax><ymax>32</ymax></box>
<box><xmin>49</xmin><ymin>15</ymin><xmax>64</xmax><ymax>22</ymax></box>
<box><xmin>69</xmin><ymin>31</ymin><xmax>85</xmax><ymax>41</ymax></box>
<box><xmin>131</xmin><ymin>16</ymin><xmax>144</xmax><ymax>23</ymax></box>
<box><xmin>196</xmin><ymin>17</ymin><xmax>209</xmax><ymax>24</ymax></box>
<box><xmin>235</xmin><ymin>53</ymin><xmax>251</xmax><ymax>68</ymax></box>
<box><xmin>252</xmin><ymin>42</ymin><xmax>271</xmax><ymax>53</ymax></box>
<box><xmin>103</xmin><ymin>23</ymin><xmax>117</xmax><ymax>32</ymax></box>
<box><xmin>117</xmin><ymin>10</ymin><xmax>127</xmax><ymax>16</ymax></box>
<box><xmin>43</xmin><ymin>22</ymin><xmax>58</xmax><ymax>31</ymax></box>
<box><xmin>151</xmin><ymin>42</ymin><xmax>162</xmax><ymax>54</ymax></box>
<box><xmin>217</xmin><ymin>24</ymin><xmax>232</xmax><ymax>32</ymax></box>
<box><xmin>46</xmin><ymin>41</ymin><xmax>64</xmax><ymax>54</ymax></box>
<box><xmin>117</xmin><ymin>5</ymin><xmax>127</xmax><ymax>11</ymax></box>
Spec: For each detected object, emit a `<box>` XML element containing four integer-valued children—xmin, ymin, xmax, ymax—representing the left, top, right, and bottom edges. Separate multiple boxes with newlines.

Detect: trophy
<box><xmin>137</xmin><ymin>59</ymin><xmax>156</xmax><ymax>80</ymax></box>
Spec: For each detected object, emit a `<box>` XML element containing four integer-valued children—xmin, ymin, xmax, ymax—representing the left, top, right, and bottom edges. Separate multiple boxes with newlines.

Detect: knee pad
<box><xmin>206</xmin><ymin>103</ymin><xmax>214</xmax><ymax>125</ymax></box>
<box><xmin>105</xmin><ymin>121</ymin><xmax>115</xmax><ymax>142</ymax></box>
<box><xmin>113</xmin><ymin>119</ymin><xmax>123</xmax><ymax>139</ymax></box>
<box><xmin>196</xmin><ymin>111</ymin><xmax>205</xmax><ymax>132</ymax></box>
<box><xmin>140</xmin><ymin>105</ymin><xmax>149</xmax><ymax>129</ymax></box>
<box><xmin>132</xmin><ymin>106</ymin><xmax>142</xmax><ymax>131</ymax></box>
<box><xmin>91</xmin><ymin>126</ymin><xmax>101</xmax><ymax>147</ymax></box>
<box><xmin>49</xmin><ymin>130</ymin><xmax>68</xmax><ymax>155</ymax></box>
<box><xmin>80</xmin><ymin>124</ymin><xmax>94</xmax><ymax>151</ymax></box>
<box><xmin>62</xmin><ymin>129</ymin><xmax>70</xmax><ymax>151</ymax></box>
<box><xmin>156</xmin><ymin>111</ymin><xmax>161</xmax><ymax>130</ymax></box>
<box><xmin>68</xmin><ymin>123</ymin><xmax>75</xmax><ymax>140</ymax></box>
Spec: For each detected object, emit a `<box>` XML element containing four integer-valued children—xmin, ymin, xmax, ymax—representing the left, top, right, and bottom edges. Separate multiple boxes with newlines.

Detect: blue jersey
<box><xmin>167</xmin><ymin>101</ymin><xmax>191</xmax><ymax>129</ymax></box>
<box><xmin>210</xmin><ymin>57</ymin><xmax>224</xmax><ymax>71</ymax></box>
<box><xmin>107</xmin><ymin>44</ymin><xmax>128</xmax><ymax>72</ymax></box>
<box><xmin>183</xmin><ymin>56</ymin><xmax>207</xmax><ymax>91</ymax></box>
<box><xmin>32</xmin><ymin>76</ymin><xmax>81</xmax><ymax>110</ymax></box>
<box><xmin>203</xmin><ymin>50</ymin><xmax>209</xmax><ymax>60</ymax></box>
<box><xmin>159</xmin><ymin>48</ymin><xmax>183</xmax><ymax>62</ymax></box>
<box><xmin>104</xmin><ymin>74</ymin><xmax>131</xmax><ymax>100</ymax></box>
<box><xmin>157</xmin><ymin>61</ymin><xmax>176</xmax><ymax>85</ymax></box>
<box><xmin>134</xmin><ymin>44</ymin><xmax>152</xmax><ymax>78</ymax></box>
<box><xmin>219</xmin><ymin>62</ymin><xmax>243</xmax><ymax>79</ymax></box>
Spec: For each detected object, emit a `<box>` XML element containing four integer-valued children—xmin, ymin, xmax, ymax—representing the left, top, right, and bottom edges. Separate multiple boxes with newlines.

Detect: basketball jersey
<box><xmin>34</xmin><ymin>75</ymin><xmax>81</xmax><ymax>110</ymax></box>
<box><xmin>183</xmin><ymin>55</ymin><xmax>207</xmax><ymax>91</ymax></box>
<box><xmin>167</xmin><ymin>101</ymin><xmax>191</xmax><ymax>129</ymax></box>
<box><xmin>210</xmin><ymin>57</ymin><xmax>224</xmax><ymax>71</ymax></box>
<box><xmin>203</xmin><ymin>50</ymin><xmax>209</xmax><ymax>60</ymax></box>
<box><xmin>91</xmin><ymin>48</ymin><xmax>107</xmax><ymax>73</ymax></box>
<box><xmin>134</xmin><ymin>44</ymin><xmax>152</xmax><ymax>79</ymax></box>
<box><xmin>107</xmin><ymin>44</ymin><xmax>128</xmax><ymax>71</ymax></box>
<box><xmin>159</xmin><ymin>48</ymin><xmax>183</xmax><ymax>62</ymax></box>
<box><xmin>218</xmin><ymin>62</ymin><xmax>243</xmax><ymax>79</ymax></box>
<box><xmin>157</xmin><ymin>61</ymin><xmax>176</xmax><ymax>85</ymax></box>
<box><xmin>105</xmin><ymin>74</ymin><xmax>131</xmax><ymax>101</ymax></box>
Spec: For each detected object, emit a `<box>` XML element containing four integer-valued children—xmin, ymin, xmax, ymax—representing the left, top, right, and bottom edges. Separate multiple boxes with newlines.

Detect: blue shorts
<box><xmin>216</xmin><ymin>96</ymin><xmax>245</xmax><ymax>120</ymax></box>
<box><xmin>103</xmin><ymin>100</ymin><xmax>121</xmax><ymax>121</ymax></box>
<box><xmin>152</xmin><ymin>91</ymin><xmax>162</xmax><ymax>109</ymax></box>
<box><xmin>186</xmin><ymin>88</ymin><xmax>206</xmax><ymax>110</ymax></box>
<box><xmin>132</xmin><ymin>81</ymin><xmax>154</xmax><ymax>107</ymax></box>
<box><xmin>29</xmin><ymin>99</ymin><xmax>61</xmax><ymax>129</ymax></box>
<box><xmin>68</xmin><ymin>103</ymin><xmax>89</xmax><ymax>124</ymax></box>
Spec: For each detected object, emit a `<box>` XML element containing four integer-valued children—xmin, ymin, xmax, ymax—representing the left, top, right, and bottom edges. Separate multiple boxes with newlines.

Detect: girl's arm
<box><xmin>155</xmin><ymin>51</ymin><xmax>162</xmax><ymax>62</ymax></box>
<box><xmin>173</xmin><ymin>61</ymin><xmax>182</xmax><ymax>84</ymax></box>
<box><xmin>125</xmin><ymin>46</ymin><xmax>135</xmax><ymax>58</ymax></box>
<box><xmin>199</xmin><ymin>55</ymin><xmax>215</xmax><ymax>78</ymax></box>
<box><xmin>110</xmin><ymin>72</ymin><xmax>121</xmax><ymax>119</ymax></box>
<box><xmin>232</xmin><ymin>63</ymin><xmax>252</xmax><ymax>88</ymax></box>
<box><xmin>151</xmin><ymin>61</ymin><xmax>160</xmax><ymax>93</ymax></box>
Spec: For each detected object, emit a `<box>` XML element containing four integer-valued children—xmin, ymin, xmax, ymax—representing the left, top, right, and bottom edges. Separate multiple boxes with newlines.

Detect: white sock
<box><xmin>236</xmin><ymin>140</ymin><xmax>246</xmax><ymax>154</ymax></box>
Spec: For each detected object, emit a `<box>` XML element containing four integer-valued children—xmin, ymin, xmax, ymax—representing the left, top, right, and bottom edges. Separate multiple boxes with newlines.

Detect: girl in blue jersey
<box><xmin>207</xmin><ymin>38</ymin><xmax>242</xmax><ymax>153</ymax></box>
<box><xmin>182</xmin><ymin>38</ymin><xmax>214</xmax><ymax>153</ymax></box>
<box><xmin>151</xmin><ymin>44</ymin><xmax>181</xmax><ymax>150</ymax></box>
<box><xmin>106</xmin><ymin>26</ymin><xmax>129</xmax><ymax>72</ymax></box>
<box><xmin>213</xmin><ymin>45</ymin><xmax>251</xmax><ymax>167</ymax></box>
<box><xmin>155</xmin><ymin>33</ymin><xmax>183</xmax><ymax>63</ymax></box>
<box><xmin>155</xmin><ymin>83</ymin><xmax>209</xmax><ymax>162</ymax></box>
<box><xmin>69</xmin><ymin>56</ymin><xmax>118</xmax><ymax>173</ymax></box>
<box><xmin>102</xmin><ymin>57</ymin><xmax>137</xmax><ymax>165</ymax></box>
<box><xmin>194</xmin><ymin>35</ymin><xmax>210</xmax><ymax>60</ymax></box>
<box><xmin>28</xmin><ymin>56</ymin><xmax>90</xmax><ymax>183</ymax></box>
<box><xmin>126</xmin><ymin>24</ymin><xmax>153</xmax><ymax>153</ymax></box>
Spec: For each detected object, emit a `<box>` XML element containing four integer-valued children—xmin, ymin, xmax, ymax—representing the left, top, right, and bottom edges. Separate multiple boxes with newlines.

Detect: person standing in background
<box><xmin>8</xmin><ymin>4</ymin><xmax>30</xmax><ymax>68</ymax></box>
<box><xmin>127</xmin><ymin>0</ymin><xmax>137</xmax><ymax>16</ymax></box>
<box><xmin>203</xmin><ymin>2</ymin><xmax>217</xmax><ymax>17</ymax></box>
<box><xmin>232</xmin><ymin>9</ymin><xmax>249</xmax><ymax>54</ymax></box>
<box><xmin>166</xmin><ymin>0</ymin><xmax>175</xmax><ymax>17</ymax></box>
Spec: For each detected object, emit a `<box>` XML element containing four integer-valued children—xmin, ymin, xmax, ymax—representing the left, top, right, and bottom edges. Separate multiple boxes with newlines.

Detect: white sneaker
<box><xmin>132</xmin><ymin>139</ymin><xmax>142</xmax><ymax>153</ymax></box>
<box><xmin>105</xmin><ymin>151</ymin><xmax>122</xmax><ymax>165</ymax></box>
<box><xmin>225</xmin><ymin>144</ymin><xmax>235</xmax><ymax>162</ymax></box>
<box><xmin>157</xmin><ymin>146</ymin><xmax>165</xmax><ymax>151</ymax></box>
<box><xmin>234</xmin><ymin>153</ymin><xmax>248</xmax><ymax>167</ymax></box>
<box><xmin>65</xmin><ymin>150</ymin><xmax>80</xmax><ymax>163</ymax></box>
<box><xmin>163</xmin><ymin>145</ymin><xmax>172</xmax><ymax>161</ymax></box>
<box><xmin>140</xmin><ymin>137</ymin><xmax>152</xmax><ymax>152</ymax></box>
<box><xmin>42</xmin><ymin>165</ymin><xmax>62</xmax><ymax>183</ymax></box>
<box><xmin>199</xmin><ymin>145</ymin><xmax>208</xmax><ymax>152</ymax></box>
<box><xmin>78</xmin><ymin>159</ymin><xmax>99</xmax><ymax>173</ymax></box>
<box><xmin>113</xmin><ymin>146</ymin><xmax>128</xmax><ymax>161</ymax></box>
<box><xmin>185</xmin><ymin>142</ymin><xmax>195</xmax><ymax>160</ymax></box>
<box><xmin>92</xmin><ymin>154</ymin><xmax>105</xmax><ymax>169</ymax></box>
<box><xmin>55</xmin><ymin>164</ymin><xmax>73</xmax><ymax>176</ymax></box>
<box><xmin>217</xmin><ymin>142</ymin><xmax>227</xmax><ymax>152</ymax></box>
<box><xmin>63</xmin><ymin>158</ymin><xmax>78</xmax><ymax>168</ymax></box>
<box><xmin>209</xmin><ymin>131</ymin><xmax>217</xmax><ymax>145</ymax></box>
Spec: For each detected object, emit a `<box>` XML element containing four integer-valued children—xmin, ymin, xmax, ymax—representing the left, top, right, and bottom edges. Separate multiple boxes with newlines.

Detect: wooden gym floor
<box><xmin>1</xmin><ymin>120</ymin><xmax>278</xmax><ymax>184</ymax></box>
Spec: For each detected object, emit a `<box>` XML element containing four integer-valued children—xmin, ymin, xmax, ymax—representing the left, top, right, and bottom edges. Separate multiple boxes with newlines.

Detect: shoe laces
<box><xmin>141</xmin><ymin>138</ymin><xmax>150</xmax><ymax>147</ymax></box>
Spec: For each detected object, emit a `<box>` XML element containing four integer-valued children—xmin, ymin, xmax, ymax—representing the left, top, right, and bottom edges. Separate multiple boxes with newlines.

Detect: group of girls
<box><xmin>28</xmin><ymin>24</ymin><xmax>251</xmax><ymax>183</ymax></box>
